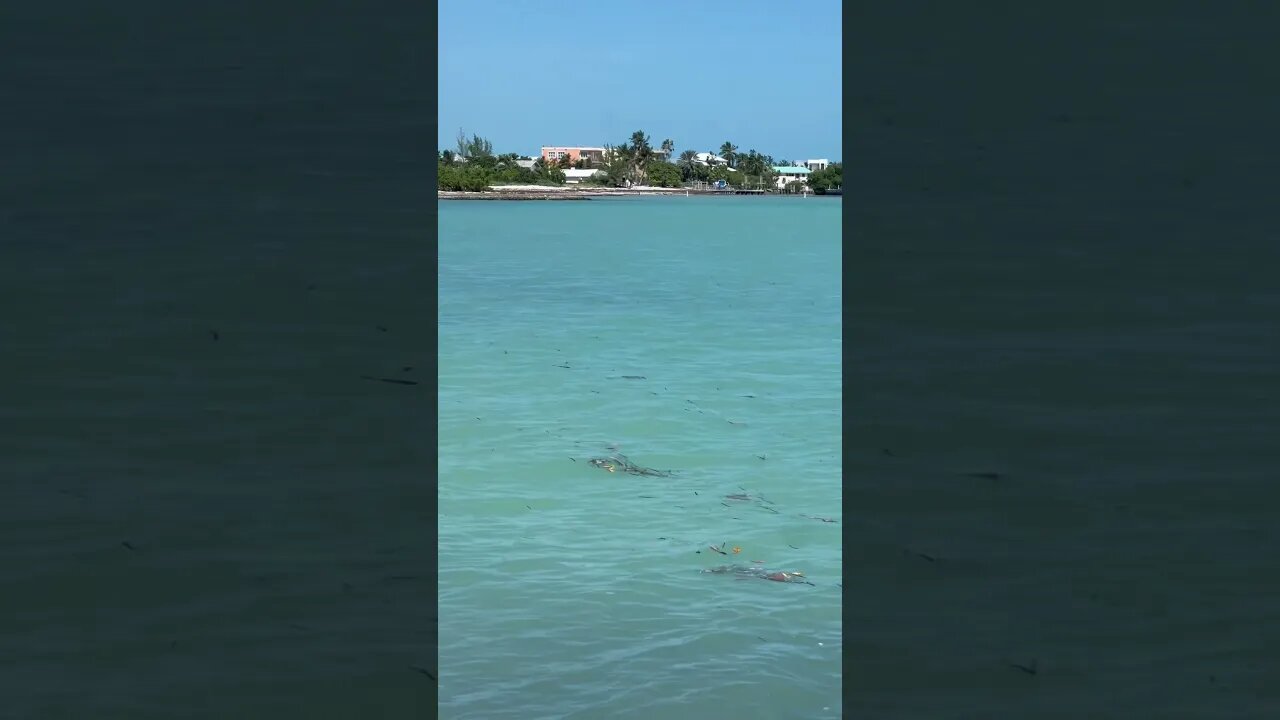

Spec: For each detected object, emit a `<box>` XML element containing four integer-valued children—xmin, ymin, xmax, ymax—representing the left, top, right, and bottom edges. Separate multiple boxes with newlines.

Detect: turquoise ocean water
<box><xmin>438</xmin><ymin>196</ymin><xmax>843</xmax><ymax>719</ymax></box>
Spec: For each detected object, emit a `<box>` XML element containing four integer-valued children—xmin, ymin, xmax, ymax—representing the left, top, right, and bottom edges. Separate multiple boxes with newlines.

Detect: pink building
<box><xmin>541</xmin><ymin>146</ymin><xmax>606</xmax><ymax>165</ymax></box>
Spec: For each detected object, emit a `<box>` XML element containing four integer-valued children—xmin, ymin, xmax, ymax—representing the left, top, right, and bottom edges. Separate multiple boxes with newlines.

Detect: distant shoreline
<box><xmin>438</xmin><ymin>185</ymin><xmax>838</xmax><ymax>201</ymax></box>
<box><xmin>439</xmin><ymin>185</ymin><xmax>681</xmax><ymax>201</ymax></box>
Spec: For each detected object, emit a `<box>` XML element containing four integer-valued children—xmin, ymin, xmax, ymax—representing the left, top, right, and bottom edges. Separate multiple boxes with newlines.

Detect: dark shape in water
<box><xmin>963</xmin><ymin>471</ymin><xmax>1003</xmax><ymax>480</ymax></box>
<box><xmin>376</xmin><ymin>325</ymin><xmax>389</xmax><ymax>332</ymax></box>
<box><xmin>210</xmin><ymin>330</ymin><xmax>219</xmax><ymax>341</ymax></box>
<box><xmin>587</xmin><ymin>453</ymin><xmax>675</xmax><ymax>477</ymax></box>
<box><xmin>702</xmin><ymin>564</ymin><xmax>815</xmax><ymax>585</ymax></box>
<box><xmin>800</xmin><ymin>514</ymin><xmax>838</xmax><ymax>524</ymax></box>
<box><xmin>1009</xmin><ymin>659</ymin><xmax>1038</xmax><ymax>676</ymax></box>
<box><xmin>360</xmin><ymin>375</ymin><xmax>419</xmax><ymax>386</ymax></box>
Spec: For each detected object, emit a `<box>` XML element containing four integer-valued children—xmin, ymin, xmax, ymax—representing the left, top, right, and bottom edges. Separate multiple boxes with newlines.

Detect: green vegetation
<box><xmin>719</xmin><ymin>141</ymin><xmax>739</xmax><ymax>169</ymax></box>
<box><xmin>807</xmin><ymin>163</ymin><xmax>842</xmax><ymax>194</ymax></box>
<box><xmin>645</xmin><ymin>161</ymin><xmax>683</xmax><ymax>188</ymax></box>
<box><xmin>438</xmin><ymin>134</ymin><xmax>565</xmax><ymax>191</ymax></box>
<box><xmin>455</xmin><ymin>129</ymin><xmax>493</xmax><ymax>160</ymax></box>
<box><xmin>436</xmin><ymin>126</ymin><xmax>839</xmax><ymax>194</ymax></box>
<box><xmin>591</xmin><ymin>130</ymin><xmax>657</xmax><ymax>188</ymax></box>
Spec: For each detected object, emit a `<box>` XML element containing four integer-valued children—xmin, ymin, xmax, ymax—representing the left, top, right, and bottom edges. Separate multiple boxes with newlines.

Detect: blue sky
<box><xmin>439</xmin><ymin>0</ymin><xmax>842</xmax><ymax>163</ymax></box>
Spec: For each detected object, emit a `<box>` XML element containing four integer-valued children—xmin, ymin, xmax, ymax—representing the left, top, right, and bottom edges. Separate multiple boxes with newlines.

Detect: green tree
<box><xmin>719</xmin><ymin>141</ymin><xmax>738</xmax><ymax>168</ymax></box>
<box><xmin>597</xmin><ymin>144</ymin><xmax>631</xmax><ymax>187</ymax></box>
<box><xmin>737</xmin><ymin>150</ymin><xmax>765</xmax><ymax>176</ymax></box>
<box><xmin>630</xmin><ymin>130</ymin><xmax>651</xmax><ymax>157</ymax></box>
<box><xmin>660</xmin><ymin>138</ymin><xmax>675</xmax><ymax>158</ymax></box>
<box><xmin>646</xmin><ymin>161</ymin><xmax>683</xmax><ymax>188</ymax></box>
<box><xmin>531</xmin><ymin>157</ymin><xmax>565</xmax><ymax>185</ymax></box>
<box><xmin>470</xmin><ymin>154</ymin><xmax>498</xmax><ymax>170</ymax></box>
<box><xmin>628</xmin><ymin>130</ymin><xmax>653</xmax><ymax>184</ymax></box>
<box><xmin>677</xmin><ymin>150</ymin><xmax>699</xmax><ymax>180</ymax></box>
<box><xmin>558</xmin><ymin>153</ymin><xmax>572</xmax><ymax>169</ymax></box>
<box><xmin>807</xmin><ymin>163</ymin><xmax>843</xmax><ymax>194</ymax></box>
<box><xmin>454</xmin><ymin>128</ymin><xmax>494</xmax><ymax>160</ymax></box>
<box><xmin>438</xmin><ymin>161</ymin><xmax>490</xmax><ymax>191</ymax></box>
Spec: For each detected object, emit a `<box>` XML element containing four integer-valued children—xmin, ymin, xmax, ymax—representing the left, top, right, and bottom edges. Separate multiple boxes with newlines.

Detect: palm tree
<box><xmin>660</xmin><ymin>138</ymin><xmax>675</xmax><ymax>159</ymax></box>
<box><xmin>719</xmin><ymin>141</ymin><xmax>738</xmax><ymax>169</ymax></box>
<box><xmin>630</xmin><ymin>131</ymin><xmax>651</xmax><ymax>156</ymax></box>
<box><xmin>677</xmin><ymin>149</ymin><xmax>698</xmax><ymax>179</ymax></box>
<box><xmin>628</xmin><ymin>131</ymin><xmax>652</xmax><ymax>184</ymax></box>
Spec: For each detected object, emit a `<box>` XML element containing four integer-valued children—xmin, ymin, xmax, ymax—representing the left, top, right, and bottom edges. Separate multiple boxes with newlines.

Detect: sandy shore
<box><xmin>439</xmin><ymin>185</ymin><xmax>684</xmax><ymax>201</ymax></box>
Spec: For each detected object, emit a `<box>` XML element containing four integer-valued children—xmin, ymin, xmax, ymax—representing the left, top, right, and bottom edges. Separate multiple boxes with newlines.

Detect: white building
<box><xmin>772</xmin><ymin>165</ymin><xmax>812</xmax><ymax>190</ymax></box>
<box><xmin>563</xmin><ymin>168</ymin><xmax>601</xmax><ymax>185</ymax></box>
<box><xmin>694</xmin><ymin>152</ymin><xmax>727</xmax><ymax>166</ymax></box>
<box><xmin>804</xmin><ymin>159</ymin><xmax>830</xmax><ymax>172</ymax></box>
<box><xmin>516</xmin><ymin>159</ymin><xmax>537</xmax><ymax>170</ymax></box>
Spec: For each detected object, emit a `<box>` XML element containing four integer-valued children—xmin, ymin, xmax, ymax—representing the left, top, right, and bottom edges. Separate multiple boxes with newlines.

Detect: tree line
<box><xmin>438</xmin><ymin>130</ymin><xmax>565</xmax><ymax>191</ymax></box>
<box><xmin>439</xmin><ymin>128</ymin><xmax>839</xmax><ymax>193</ymax></box>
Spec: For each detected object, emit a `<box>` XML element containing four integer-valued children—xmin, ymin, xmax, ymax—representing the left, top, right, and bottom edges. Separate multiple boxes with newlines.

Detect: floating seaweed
<box><xmin>721</xmin><ymin>490</ymin><xmax>780</xmax><ymax>514</ymax></box>
<box><xmin>702</xmin><ymin>564</ymin><xmax>815</xmax><ymax>585</ymax></box>
<box><xmin>586</xmin><ymin>453</ymin><xmax>676</xmax><ymax>477</ymax></box>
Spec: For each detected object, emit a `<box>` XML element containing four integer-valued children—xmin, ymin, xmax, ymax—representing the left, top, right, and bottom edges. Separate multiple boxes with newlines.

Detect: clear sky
<box><xmin>439</xmin><ymin>0</ymin><xmax>842</xmax><ymax>163</ymax></box>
